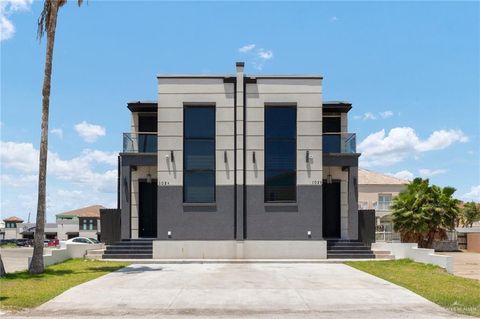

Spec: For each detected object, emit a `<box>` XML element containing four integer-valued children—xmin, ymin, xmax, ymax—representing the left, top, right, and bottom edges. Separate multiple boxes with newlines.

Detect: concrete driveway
<box><xmin>4</xmin><ymin>263</ymin><xmax>466</xmax><ymax>319</ymax></box>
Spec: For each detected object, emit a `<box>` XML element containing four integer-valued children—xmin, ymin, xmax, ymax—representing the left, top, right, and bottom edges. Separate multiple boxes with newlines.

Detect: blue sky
<box><xmin>1</xmin><ymin>1</ymin><xmax>479</xmax><ymax>222</ymax></box>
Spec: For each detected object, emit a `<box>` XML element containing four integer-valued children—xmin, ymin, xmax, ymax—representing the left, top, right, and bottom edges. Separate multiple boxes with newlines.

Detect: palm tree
<box><xmin>29</xmin><ymin>0</ymin><xmax>84</xmax><ymax>275</ymax></box>
<box><xmin>391</xmin><ymin>178</ymin><xmax>460</xmax><ymax>248</ymax></box>
<box><xmin>0</xmin><ymin>254</ymin><xmax>6</xmax><ymax>277</ymax></box>
<box><xmin>460</xmin><ymin>202</ymin><xmax>480</xmax><ymax>227</ymax></box>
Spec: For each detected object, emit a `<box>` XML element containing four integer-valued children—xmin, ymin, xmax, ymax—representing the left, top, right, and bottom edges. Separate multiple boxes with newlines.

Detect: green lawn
<box><xmin>346</xmin><ymin>259</ymin><xmax>480</xmax><ymax>317</ymax></box>
<box><xmin>0</xmin><ymin>243</ymin><xmax>18</xmax><ymax>248</ymax></box>
<box><xmin>0</xmin><ymin>259</ymin><xmax>129</xmax><ymax>310</ymax></box>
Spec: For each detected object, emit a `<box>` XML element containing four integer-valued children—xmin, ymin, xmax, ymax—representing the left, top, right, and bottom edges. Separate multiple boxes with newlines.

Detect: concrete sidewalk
<box><xmin>3</xmin><ymin>263</ymin><xmax>467</xmax><ymax>318</ymax></box>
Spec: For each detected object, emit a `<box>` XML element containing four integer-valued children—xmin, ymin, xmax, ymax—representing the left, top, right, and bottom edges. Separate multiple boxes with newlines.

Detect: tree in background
<box><xmin>391</xmin><ymin>178</ymin><xmax>460</xmax><ymax>248</ymax></box>
<box><xmin>459</xmin><ymin>202</ymin><xmax>480</xmax><ymax>228</ymax></box>
<box><xmin>30</xmin><ymin>0</ymin><xmax>84</xmax><ymax>275</ymax></box>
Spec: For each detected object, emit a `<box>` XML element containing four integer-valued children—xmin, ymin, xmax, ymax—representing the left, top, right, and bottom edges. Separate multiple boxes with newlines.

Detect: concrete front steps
<box><xmin>102</xmin><ymin>239</ymin><xmax>153</xmax><ymax>259</ymax></box>
<box><xmin>327</xmin><ymin>240</ymin><xmax>376</xmax><ymax>259</ymax></box>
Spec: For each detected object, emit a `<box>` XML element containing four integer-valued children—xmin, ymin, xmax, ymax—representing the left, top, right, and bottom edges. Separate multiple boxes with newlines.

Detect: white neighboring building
<box><xmin>358</xmin><ymin>168</ymin><xmax>408</xmax><ymax>240</ymax></box>
<box><xmin>56</xmin><ymin>205</ymin><xmax>104</xmax><ymax>241</ymax></box>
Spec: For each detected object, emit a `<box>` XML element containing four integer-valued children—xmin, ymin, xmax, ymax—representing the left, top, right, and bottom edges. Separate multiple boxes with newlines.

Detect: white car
<box><xmin>65</xmin><ymin>237</ymin><xmax>100</xmax><ymax>244</ymax></box>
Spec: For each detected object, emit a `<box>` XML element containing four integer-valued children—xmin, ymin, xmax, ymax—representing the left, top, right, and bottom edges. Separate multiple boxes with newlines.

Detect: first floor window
<box><xmin>264</xmin><ymin>105</ymin><xmax>297</xmax><ymax>202</ymax></box>
<box><xmin>183</xmin><ymin>105</ymin><xmax>215</xmax><ymax>203</ymax></box>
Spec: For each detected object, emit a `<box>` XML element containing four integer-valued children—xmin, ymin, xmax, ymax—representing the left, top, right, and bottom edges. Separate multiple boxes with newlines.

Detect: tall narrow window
<box><xmin>184</xmin><ymin>106</ymin><xmax>215</xmax><ymax>203</ymax></box>
<box><xmin>265</xmin><ymin>106</ymin><xmax>296</xmax><ymax>202</ymax></box>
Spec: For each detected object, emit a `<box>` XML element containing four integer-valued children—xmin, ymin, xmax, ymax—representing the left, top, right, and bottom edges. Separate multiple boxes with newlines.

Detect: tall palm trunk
<box><xmin>0</xmin><ymin>254</ymin><xmax>6</xmax><ymax>277</ymax></box>
<box><xmin>29</xmin><ymin>1</ymin><xmax>59</xmax><ymax>275</ymax></box>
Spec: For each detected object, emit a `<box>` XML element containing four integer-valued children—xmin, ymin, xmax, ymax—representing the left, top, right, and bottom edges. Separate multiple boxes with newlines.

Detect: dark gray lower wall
<box><xmin>156</xmin><ymin>185</ymin><xmax>322</xmax><ymax>240</ymax></box>
<box><xmin>157</xmin><ymin>186</ymin><xmax>235</xmax><ymax>240</ymax></box>
<box><xmin>245</xmin><ymin>185</ymin><xmax>323</xmax><ymax>240</ymax></box>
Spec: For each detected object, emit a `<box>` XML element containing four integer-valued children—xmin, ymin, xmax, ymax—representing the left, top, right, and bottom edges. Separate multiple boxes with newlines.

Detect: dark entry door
<box><xmin>139</xmin><ymin>181</ymin><xmax>157</xmax><ymax>238</ymax></box>
<box><xmin>323</xmin><ymin>181</ymin><xmax>341</xmax><ymax>238</ymax></box>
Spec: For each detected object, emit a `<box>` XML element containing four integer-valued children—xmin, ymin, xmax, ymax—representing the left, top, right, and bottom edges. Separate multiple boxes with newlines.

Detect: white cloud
<box><xmin>0</xmin><ymin>0</ymin><xmax>33</xmax><ymax>41</ymax></box>
<box><xmin>415</xmin><ymin>129</ymin><xmax>468</xmax><ymax>152</ymax></box>
<box><xmin>0</xmin><ymin>16</ymin><xmax>14</xmax><ymax>40</ymax></box>
<box><xmin>74</xmin><ymin>121</ymin><xmax>106</xmax><ymax>143</ymax></box>
<box><xmin>0</xmin><ymin>141</ymin><xmax>117</xmax><ymax>192</ymax></box>
<box><xmin>258</xmin><ymin>49</ymin><xmax>273</xmax><ymax>60</ymax></box>
<box><xmin>387</xmin><ymin>170</ymin><xmax>414</xmax><ymax>181</ymax></box>
<box><xmin>354</xmin><ymin>110</ymin><xmax>394</xmax><ymax>121</ymax></box>
<box><xmin>0</xmin><ymin>174</ymin><xmax>37</xmax><ymax>187</ymax></box>
<box><xmin>462</xmin><ymin>185</ymin><xmax>480</xmax><ymax>202</ymax></box>
<box><xmin>239</xmin><ymin>44</ymin><xmax>274</xmax><ymax>70</ymax></box>
<box><xmin>418</xmin><ymin>168</ymin><xmax>448</xmax><ymax>177</ymax></box>
<box><xmin>379</xmin><ymin>111</ymin><xmax>394</xmax><ymax>119</ymax></box>
<box><xmin>0</xmin><ymin>140</ymin><xmax>118</xmax><ymax>221</ymax></box>
<box><xmin>239</xmin><ymin>44</ymin><xmax>256</xmax><ymax>53</ymax></box>
<box><xmin>50</xmin><ymin>128</ymin><xmax>63</xmax><ymax>139</ymax></box>
<box><xmin>330</xmin><ymin>16</ymin><xmax>338</xmax><ymax>22</ymax></box>
<box><xmin>0</xmin><ymin>141</ymin><xmax>38</xmax><ymax>172</ymax></box>
<box><xmin>359</xmin><ymin>127</ymin><xmax>469</xmax><ymax>167</ymax></box>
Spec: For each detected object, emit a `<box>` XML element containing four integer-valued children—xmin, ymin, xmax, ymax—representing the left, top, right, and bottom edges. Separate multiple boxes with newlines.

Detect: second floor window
<box><xmin>81</xmin><ymin>219</ymin><xmax>96</xmax><ymax>230</ymax></box>
<box><xmin>377</xmin><ymin>194</ymin><xmax>393</xmax><ymax>211</ymax></box>
<box><xmin>183</xmin><ymin>106</ymin><xmax>215</xmax><ymax>203</ymax></box>
<box><xmin>265</xmin><ymin>105</ymin><xmax>297</xmax><ymax>202</ymax></box>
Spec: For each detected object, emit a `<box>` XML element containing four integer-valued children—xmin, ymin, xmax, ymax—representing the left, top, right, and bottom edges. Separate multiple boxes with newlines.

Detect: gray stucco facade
<box><xmin>118</xmin><ymin>62</ymin><xmax>360</xmax><ymax>242</ymax></box>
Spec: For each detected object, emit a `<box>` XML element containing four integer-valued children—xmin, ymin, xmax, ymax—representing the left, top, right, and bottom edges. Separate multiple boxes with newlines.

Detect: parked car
<box><xmin>47</xmin><ymin>239</ymin><xmax>60</xmax><ymax>247</ymax></box>
<box><xmin>16</xmin><ymin>239</ymin><xmax>32</xmax><ymax>247</ymax></box>
<box><xmin>65</xmin><ymin>237</ymin><xmax>100</xmax><ymax>244</ymax></box>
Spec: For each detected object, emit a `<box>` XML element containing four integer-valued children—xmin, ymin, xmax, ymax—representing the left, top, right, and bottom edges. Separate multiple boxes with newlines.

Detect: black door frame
<box><xmin>322</xmin><ymin>179</ymin><xmax>341</xmax><ymax>239</ymax></box>
<box><xmin>138</xmin><ymin>179</ymin><xmax>158</xmax><ymax>238</ymax></box>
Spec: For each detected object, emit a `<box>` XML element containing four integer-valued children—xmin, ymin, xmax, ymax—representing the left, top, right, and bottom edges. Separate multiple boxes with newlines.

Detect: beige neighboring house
<box><xmin>56</xmin><ymin>205</ymin><xmax>104</xmax><ymax>241</ymax></box>
<box><xmin>1</xmin><ymin>216</ymin><xmax>24</xmax><ymax>239</ymax></box>
<box><xmin>358</xmin><ymin>168</ymin><xmax>409</xmax><ymax>240</ymax></box>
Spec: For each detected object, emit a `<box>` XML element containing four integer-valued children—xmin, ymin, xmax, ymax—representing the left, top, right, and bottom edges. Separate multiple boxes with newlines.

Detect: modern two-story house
<box><xmin>113</xmin><ymin>62</ymin><xmax>366</xmax><ymax>259</ymax></box>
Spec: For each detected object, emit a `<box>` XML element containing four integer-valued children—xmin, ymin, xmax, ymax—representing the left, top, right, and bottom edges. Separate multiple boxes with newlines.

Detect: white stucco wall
<box><xmin>28</xmin><ymin>243</ymin><xmax>104</xmax><ymax>267</ymax></box>
<box><xmin>371</xmin><ymin>242</ymin><xmax>453</xmax><ymax>273</ymax></box>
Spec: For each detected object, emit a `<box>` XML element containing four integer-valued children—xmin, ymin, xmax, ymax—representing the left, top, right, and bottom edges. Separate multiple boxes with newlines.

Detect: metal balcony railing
<box><xmin>123</xmin><ymin>132</ymin><xmax>157</xmax><ymax>153</ymax></box>
<box><xmin>323</xmin><ymin>133</ymin><xmax>356</xmax><ymax>153</ymax></box>
<box><xmin>375</xmin><ymin>201</ymin><xmax>392</xmax><ymax>211</ymax></box>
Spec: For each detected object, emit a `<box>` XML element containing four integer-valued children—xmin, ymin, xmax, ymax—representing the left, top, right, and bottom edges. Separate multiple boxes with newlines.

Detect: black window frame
<box><xmin>264</xmin><ymin>104</ymin><xmax>297</xmax><ymax>203</ymax></box>
<box><xmin>183</xmin><ymin>105</ymin><xmax>216</xmax><ymax>203</ymax></box>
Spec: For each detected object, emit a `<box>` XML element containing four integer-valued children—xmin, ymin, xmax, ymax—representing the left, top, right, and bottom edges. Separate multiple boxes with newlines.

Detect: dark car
<box><xmin>16</xmin><ymin>239</ymin><xmax>31</xmax><ymax>247</ymax></box>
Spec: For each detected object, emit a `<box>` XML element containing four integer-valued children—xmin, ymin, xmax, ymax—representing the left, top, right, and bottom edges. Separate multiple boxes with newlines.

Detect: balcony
<box><xmin>375</xmin><ymin>201</ymin><xmax>392</xmax><ymax>212</ymax></box>
<box><xmin>123</xmin><ymin>132</ymin><xmax>157</xmax><ymax>153</ymax></box>
<box><xmin>323</xmin><ymin>133</ymin><xmax>356</xmax><ymax>153</ymax></box>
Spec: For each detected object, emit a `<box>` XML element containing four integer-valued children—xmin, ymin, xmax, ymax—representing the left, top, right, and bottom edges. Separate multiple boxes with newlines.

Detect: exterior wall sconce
<box><xmin>170</xmin><ymin>150</ymin><xmax>175</xmax><ymax>162</ymax></box>
<box><xmin>224</xmin><ymin>150</ymin><xmax>228</xmax><ymax>163</ymax></box>
<box><xmin>252</xmin><ymin>151</ymin><xmax>256</xmax><ymax>163</ymax></box>
<box><xmin>167</xmin><ymin>231</ymin><xmax>172</xmax><ymax>239</ymax></box>
<box><xmin>327</xmin><ymin>174</ymin><xmax>333</xmax><ymax>184</ymax></box>
<box><xmin>306</xmin><ymin>150</ymin><xmax>310</xmax><ymax>163</ymax></box>
<box><xmin>307</xmin><ymin>230</ymin><xmax>312</xmax><ymax>239</ymax></box>
<box><xmin>146</xmin><ymin>174</ymin><xmax>152</xmax><ymax>183</ymax></box>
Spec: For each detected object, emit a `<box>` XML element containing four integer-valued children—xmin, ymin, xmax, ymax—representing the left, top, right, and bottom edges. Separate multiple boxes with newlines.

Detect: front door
<box><xmin>323</xmin><ymin>181</ymin><xmax>341</xmax><ymax>238</ymax></box>
<box><xmin>139</xmin><ymin>180</ymin><xmax>157</xmax><ymax>238</ymax></box>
